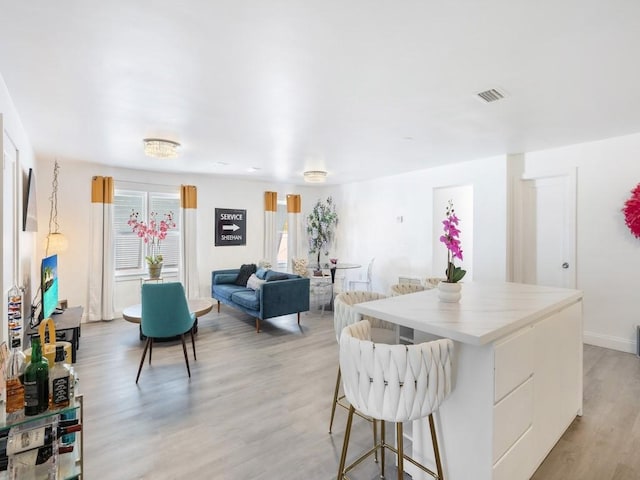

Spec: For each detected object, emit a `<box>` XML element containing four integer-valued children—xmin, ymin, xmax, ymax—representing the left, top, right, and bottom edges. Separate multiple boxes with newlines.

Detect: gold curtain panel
<box><xmin>181</xmin><ymin>185</ymin><xmax>198</xmax><ymax>209</ymax></box>
<box><xmin>264</xmin><ymin>191</ymin><xmax>277</xmax><ymax>212</ymax></box>
<box><xmin>91</xmin><ymin>176</ymin><xmax>114</xmax><ymax>204</ymax></box>
<box><xmin>286</xmin><ymin>194</ymin><xmax>301</xmax><ymax>213</ymax></box>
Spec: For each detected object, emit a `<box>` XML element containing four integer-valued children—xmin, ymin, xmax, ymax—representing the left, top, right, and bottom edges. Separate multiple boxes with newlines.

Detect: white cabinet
<box><xmin>412</xmin><ymin>302</ymin><xmax>581</xmax><ymax>480</ymax></box>
<box><xmin>355</xmin><ymin>283</ymin><xmax>583</xmax><ymax>480</ymax></box>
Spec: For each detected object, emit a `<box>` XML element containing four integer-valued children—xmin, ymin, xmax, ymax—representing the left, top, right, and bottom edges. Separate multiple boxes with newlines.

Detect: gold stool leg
<box><xmin>373</xmin><ymin>418</ymin><xmax>378</xmax><ymax>463</ymax></box>
<box><xmin>428</xmin><ymin>414</ymin><xmax>444</xmax><ymax>480</ymax></box>
<box><xmin>380</xmin><ymin>420</ymin><xmax>386</xmax><ymax>478</ymax></box>
<box><xmin>337</xmin><ymin>405</ymin><xmax>355</xmax><ymax>480</ymax></box>
<box><xmin>396</xmin><ymin>423</ymin><xmax>404</xmax><ymax>480</ymax></box>
<box><xmin>329</xmin><ymin>366</ymin><xmax>341</xmax><ymax>433</ymax></box>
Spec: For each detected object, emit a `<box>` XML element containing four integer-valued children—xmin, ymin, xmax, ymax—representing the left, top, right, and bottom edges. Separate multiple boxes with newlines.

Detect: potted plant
<box><xmin>128</xmin><ymin>210</ymin><xmax>176</xmax><ymax>278</ymax></box>
<box><xmin>306</xmin><ymin>197</ymin><xmax>339</xmax><ymax>273</ymax></box>
<box><xmin>438</xmin><ymin>200</ymin><xmax>466</xmax><ymax>302</ymax></box>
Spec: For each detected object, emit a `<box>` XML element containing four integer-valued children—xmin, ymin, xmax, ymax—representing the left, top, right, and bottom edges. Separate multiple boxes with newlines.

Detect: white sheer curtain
<box><xmin>88</xmin><ymin>176</ymin><xmax>115</xmax><ymax>321</ymax></box>
<box><xmin>264</xmin><ymin>191</ymin><xmax>277</xmax><ymax>268</ymax></box>
<box><xmin>180</xmin><ymin>185</ymin><xmax>199</xmax><ymax>299</ymax></box>
<box><xmin>287</xmin><ymin>194</ymin><xmax>302</xmax><ymax>272</ymax></box>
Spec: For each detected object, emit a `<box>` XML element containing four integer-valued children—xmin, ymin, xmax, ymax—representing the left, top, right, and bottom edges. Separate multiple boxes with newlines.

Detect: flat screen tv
<box><xmin>41</xmin><ymin>254</ymin><xmax>59</xmax><ymax>320</ymax></box>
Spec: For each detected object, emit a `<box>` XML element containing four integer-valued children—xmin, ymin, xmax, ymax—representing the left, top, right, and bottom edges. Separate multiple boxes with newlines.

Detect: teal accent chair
<box><xmin>136</xmin><ymin>282</ymin><xmax>196</xmax><ymax>383</ymax></box>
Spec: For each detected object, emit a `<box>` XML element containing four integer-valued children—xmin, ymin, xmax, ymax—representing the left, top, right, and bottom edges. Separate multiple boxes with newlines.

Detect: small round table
<box><xmin>329</xmin><ymin>262</ymin><xmax>361</xmax><ymax>284</ymax></box>
<box><xmin>122</xmin><ymin>298</ymin><xmax>214</xmax><ymax>340</ymax></box>
<box><xmin>309</xmin><ymin>263</ymin><xmax>361</xmax><ymax>310</ymax></box>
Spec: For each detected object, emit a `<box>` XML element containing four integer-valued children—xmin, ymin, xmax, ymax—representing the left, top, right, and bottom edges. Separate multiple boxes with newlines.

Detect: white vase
<box><xmin>438</xmin><ymin>281</ymin><xmax>462</xmax><ymax>303</ymax></box>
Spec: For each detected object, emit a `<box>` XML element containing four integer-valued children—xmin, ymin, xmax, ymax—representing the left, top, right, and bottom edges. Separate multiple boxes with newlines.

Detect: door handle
<box><xmin>562</xmin><ymin>262</ymin><xmax>569</xmax><ymax>269</ymax></box>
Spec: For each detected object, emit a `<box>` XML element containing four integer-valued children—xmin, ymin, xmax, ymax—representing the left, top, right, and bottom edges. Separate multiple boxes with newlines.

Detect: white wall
<box><xmin>326</xmin><ymin>155</ymin><xmax>508</xmax><ymax>294</ymax></box>
<box><xmin>34</xmin><ymin>159</ymin><xmax>319</xmax><ymax>317</ymax></box>
<box><xmin>33</xmin><ymin>153</ymin><xmax>510</xmax><ymax>320</ymax></box>
<box><xmin>524</xmin><ymin>132</ymin><xmax>640</xmax><ymax>353</ymax></box>
<box><xmin>0</xmin><ymin>74</ymin><xmax>37</xmax><ymax>343</ymax></box>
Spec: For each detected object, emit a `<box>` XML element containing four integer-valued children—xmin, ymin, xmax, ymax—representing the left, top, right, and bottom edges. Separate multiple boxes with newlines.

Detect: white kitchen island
<box><xmin>353</xmin><ymin>281</ymin><xmax>583</xmax><ymax>480</ymax></box>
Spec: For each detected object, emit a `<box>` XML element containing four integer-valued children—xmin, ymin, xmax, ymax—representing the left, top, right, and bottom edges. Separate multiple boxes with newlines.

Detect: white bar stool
<box><xmin>336</xmin><ymin>319</ymin><xmax>454</xmax><ymax>480</ymax></box>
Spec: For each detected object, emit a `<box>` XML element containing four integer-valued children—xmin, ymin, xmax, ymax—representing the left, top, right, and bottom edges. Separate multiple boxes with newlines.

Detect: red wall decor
<box><xmin>623</xmin><ymin>184</ymin><xmax>640</xmax><ymax>238</ymax></box>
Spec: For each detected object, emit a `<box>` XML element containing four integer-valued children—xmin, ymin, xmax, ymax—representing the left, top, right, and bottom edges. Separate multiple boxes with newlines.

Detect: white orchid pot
<box><xmin>438</xmin><ymin>281</ymin><xmax>462</xmax><ymax>303</ymax></box>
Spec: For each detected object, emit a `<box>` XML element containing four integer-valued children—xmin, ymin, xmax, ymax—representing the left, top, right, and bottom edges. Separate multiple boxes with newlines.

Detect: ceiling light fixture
<box><xmin>143</xmin><ymin>138</ymin><xmax>181</xmax><ymax>159</ymax></box>
<box><xmin>303</xmin><ymin>170</ymin><xmax>328</xmax><ymax>183</ymax></box>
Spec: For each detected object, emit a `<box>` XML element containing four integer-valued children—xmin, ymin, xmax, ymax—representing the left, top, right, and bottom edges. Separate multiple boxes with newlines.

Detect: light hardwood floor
<box><xmin>75</xmin><ymin>306</ymin><xmax>640</xmax><ymax>480</ymax></box>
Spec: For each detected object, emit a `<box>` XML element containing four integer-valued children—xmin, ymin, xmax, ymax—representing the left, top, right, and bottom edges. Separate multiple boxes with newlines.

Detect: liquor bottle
<box><xmin>9</xmin><ymin>444</ymin><xmax>61</xmax><ymax>466</ymax></box>
<box><xmin>7</xmin><ymin>285</ymin><xmax>22</xmax><ymax>340</ymax></box>
<box><xmin>49</xmin><ymin>345</ymin><xmax>71</xmax><ymax>409</ymax></box>
<box><xmin>5</xmin><ymin>338</ymin><xmax>26</xmax><ymax>420</ymax></box>
<box><xmin>23</xmin><ymin>335</ymin><xmax>49</xmax><ymax>416</ymax></box>
<box><xmin>60</xmin><ymin>365</ymin><xmax>78</xmax><ymax>444</ymax></box>
<box><xmin>6</xmin><ymin>423</ymin><xmax>82</xmax><ymax>455</ymax></box>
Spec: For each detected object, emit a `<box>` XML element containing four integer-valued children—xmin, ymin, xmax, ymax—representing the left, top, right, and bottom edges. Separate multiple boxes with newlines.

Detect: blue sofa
<box><xmin>211</xmin><ymin>268</ymin><xmax>310</xmax><ymax>332</ymax></box>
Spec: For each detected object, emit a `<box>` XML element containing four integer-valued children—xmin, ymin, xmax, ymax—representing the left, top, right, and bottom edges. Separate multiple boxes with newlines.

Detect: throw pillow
<box><xmin>266</xmin><ymin>272</ymin><xmax>289</xmax><ymax>282</ymax></box>
<box><xmin>256</xmin><ymin>267</ymin><xmax>268</xmax><ymax>280</ymax></box>
<box><xmin>246</xmin><ymin>273</ymin><xmax>266</xmax><ymax>290</ymax></box>
<box><xmin>235</xmin><ymin>263</ymin><xmax>257</xmax><ymax>286</ymax></box>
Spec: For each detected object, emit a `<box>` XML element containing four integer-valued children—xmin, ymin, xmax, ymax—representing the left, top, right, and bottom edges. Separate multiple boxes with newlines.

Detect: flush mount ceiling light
<box><xmin>303</xmin><ymin>170</ymin><xmax>327</xmax><ymax>183</ymax></box>
<box><xmin>143</xmin><ymin>138</ymin><xmax>181</xmax><ymax>159</ymax></box>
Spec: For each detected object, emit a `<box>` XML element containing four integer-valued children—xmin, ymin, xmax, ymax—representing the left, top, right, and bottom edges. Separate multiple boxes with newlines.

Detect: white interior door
<box><xmin>521</xmin><ymin>173</ymin><xmax>576</xmax><ymax>289</ymax></box>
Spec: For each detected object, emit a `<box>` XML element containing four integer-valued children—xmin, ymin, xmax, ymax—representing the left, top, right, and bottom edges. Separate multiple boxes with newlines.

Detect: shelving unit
<box><xmin>0</xmin><ymin>394</ymin><xmax>83</xmax><ymax>480</ymax></box>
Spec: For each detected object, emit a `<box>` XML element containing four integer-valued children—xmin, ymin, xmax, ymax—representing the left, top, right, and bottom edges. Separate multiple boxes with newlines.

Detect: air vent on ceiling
<box><xmin>476</xmin><ymin>88</ymin><xmax>507</xmax><ymax>103</ymax></box>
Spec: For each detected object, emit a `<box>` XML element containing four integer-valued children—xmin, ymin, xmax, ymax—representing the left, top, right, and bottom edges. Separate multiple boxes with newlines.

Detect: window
<box><xmin>114</xmin><ymin>187</ymin><xmax>181</xmax><ymax>275</ymax></box>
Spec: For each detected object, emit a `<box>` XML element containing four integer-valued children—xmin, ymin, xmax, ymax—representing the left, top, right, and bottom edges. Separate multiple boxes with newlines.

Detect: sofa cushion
<box><xmin>267</xmin><ymin>273</ymin><xmax>289</xmax><ymax>282</ymax></box>
<box><xmin>214</xmin><ymin>284</ymin><xmax>251</xmax><ymax>301</ymax></box>
<box><xmin>213</xmin><ymin>273</ymin><xmax>238</xmax><ymax>285</ymax></box>
<box><xmin>246</xmin><ymin>273</ymin><xmax>266</xmax><ymax>290</ymax></box>
<box><xmin>265</xmin><ymin>270</ymin><xmax>290</xmax><ymax>282</ymax></box>
<box><xmin>231</xmin><ymin>290</ymin><xmax>260</xmax><ymax>311</ymax></box>
<box><xmin>235</xmin><ymin>263</ymin><xmax>257</xmax><ymax>286</ymax></box>
<box><xmin>256</xmin><ymin>267</ymin><xmax>268</xmax><ymax>280</ymax></box>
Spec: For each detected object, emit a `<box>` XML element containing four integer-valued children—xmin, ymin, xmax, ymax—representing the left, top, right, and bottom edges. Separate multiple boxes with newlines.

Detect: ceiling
<box><xmin>1</xmin><ymin>1</ymin><xmax>640</xmax><ymax>185</ymax></box>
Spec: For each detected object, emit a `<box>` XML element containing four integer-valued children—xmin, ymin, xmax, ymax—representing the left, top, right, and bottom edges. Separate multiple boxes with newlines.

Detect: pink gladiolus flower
<box><xmin>128</xmin><ymin>210</ymin><xmax>176</xmax><ymax>264</ymax></box>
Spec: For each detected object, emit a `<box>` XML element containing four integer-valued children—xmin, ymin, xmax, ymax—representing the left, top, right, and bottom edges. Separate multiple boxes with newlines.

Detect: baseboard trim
<box><xmin>584</xmin><ymin>330</ymin><xmax>636</xmax><ymax>354</ymax></box>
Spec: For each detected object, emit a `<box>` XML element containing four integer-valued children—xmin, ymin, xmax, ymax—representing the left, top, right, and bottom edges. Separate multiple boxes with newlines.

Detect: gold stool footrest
<box><xmin>338</xmin><ymin>415</ymin><xmax>443</xmax><ymax>480</ymax></box>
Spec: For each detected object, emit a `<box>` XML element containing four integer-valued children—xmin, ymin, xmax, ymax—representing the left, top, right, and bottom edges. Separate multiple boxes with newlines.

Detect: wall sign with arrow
<box><xmin>215</xmin><ymin>208</ymin><xmax>247</xmax><ymax>246</ymax></box>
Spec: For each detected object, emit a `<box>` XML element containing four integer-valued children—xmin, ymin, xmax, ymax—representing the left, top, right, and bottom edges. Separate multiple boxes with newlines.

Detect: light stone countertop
<box><xmin>353</xmin><ymin>281</ymin><xmax>583</xmax><ymax>346</ymax></box>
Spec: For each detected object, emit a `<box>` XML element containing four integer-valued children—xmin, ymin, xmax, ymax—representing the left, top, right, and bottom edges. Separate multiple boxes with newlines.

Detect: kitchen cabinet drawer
<box><xmin>493</xmin><ymin>376</ymin><xmax>533</xmax><ymax>463</ymax></box>
<box><xmin>493</xmin><ymin>424</ymin><xmax>534</xmax><ymax>480</ymax></box>
<box><xmin>494</xmin><ymin>326</ymin><xmax>534</xmax><ymax>402</ymax></box>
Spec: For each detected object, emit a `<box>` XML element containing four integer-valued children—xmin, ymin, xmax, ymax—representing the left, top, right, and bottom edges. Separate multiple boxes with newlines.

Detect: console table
<box><xmin>25</xmin><ymin>306</ymin><xmax>83</xmax><ymax>363</ymax></box>
<box><xmin>353</xmin><ymin>282</ymin><xmax>583</xmax><ymax>480</ymax></box>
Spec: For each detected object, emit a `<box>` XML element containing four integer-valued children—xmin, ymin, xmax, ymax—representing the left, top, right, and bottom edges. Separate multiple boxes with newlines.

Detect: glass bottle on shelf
<box><xmin>49</xmin><ymin>345</ymin><xmax>71</xmax><ymax>410</ymax></box>
<box><xmin>6</xmin><ymin>422</ymin><xmax>82</xmax><ymax>455</ymax></box>
<box><xmin>60</xmin><ymin>365</ymin><xmax>78</xmax><ymax>444</ymax></box>
<box><xmin>23</xmin><ymin>335</ymin><xmax>49</xmax><ymax>416</ymax></box>
<box><xmin>7</xmin><ymin>285</ymin><xmax>22</xmax><ymax>339</ymax></box>
<box><xmin>5</xmin><ymin>338</ymin><xmax>26</xmax><ymax>421</ymax></box>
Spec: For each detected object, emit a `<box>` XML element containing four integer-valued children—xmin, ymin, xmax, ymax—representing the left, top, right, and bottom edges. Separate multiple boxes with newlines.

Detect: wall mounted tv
<box><xmin>41</xmin><ymin>254</ymin><xmax>59</xmax><ymax>320</ymax></box>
